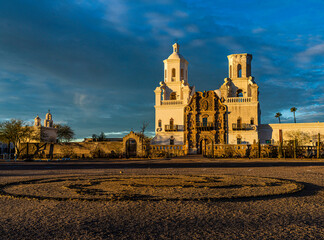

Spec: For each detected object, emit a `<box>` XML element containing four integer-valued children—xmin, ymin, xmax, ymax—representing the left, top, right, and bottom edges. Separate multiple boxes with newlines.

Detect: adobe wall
<box><xmin>21</xmin><ymin>141</ymin><xmax>123</xmax><ymax>158</ymax></box>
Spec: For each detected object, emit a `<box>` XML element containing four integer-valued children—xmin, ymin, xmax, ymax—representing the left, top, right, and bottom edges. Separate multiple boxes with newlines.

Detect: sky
<box><xmin>0</xmin><ymin>0</ymin><xmax>324</xmax><ymax>140</ymax></box>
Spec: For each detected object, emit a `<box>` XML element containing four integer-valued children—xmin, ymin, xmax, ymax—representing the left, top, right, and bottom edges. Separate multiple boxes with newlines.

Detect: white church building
<box><xmin>151</xmin><ymin>43</ymin><xmax>324</xmax><ymax>151</ymax></box>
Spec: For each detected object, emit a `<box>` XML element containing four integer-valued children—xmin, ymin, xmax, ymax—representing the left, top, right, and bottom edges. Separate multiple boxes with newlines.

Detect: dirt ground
<box><xmin>0</xmin><ymin>156</ymin><xmax>323</xmax><ymax>239</ymax></box>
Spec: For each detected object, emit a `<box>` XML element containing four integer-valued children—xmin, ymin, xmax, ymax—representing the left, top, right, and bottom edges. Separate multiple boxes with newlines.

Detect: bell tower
<box><xmin>219</xmin><ymin>53</ymin><xmax>261</xmax><ymax>145</ymax></box>
<box><xmin>152</xmin><ymin>43</ymin><xmax>193</xmax><ymax>145</ymax></box>
<box><xmin>228</xmin><ymin>53</ymin><xmax>252</xmax><ymax>79</ymax></box>
<box><xmin>44</xmin><ymin>109</ymin><xmax>54</xmax><ymax>128</ymax></box>
<box><xmin>34</xmin><ymin>115</ymin><xmax>41</xmax><ymax>127</ymax></box>
<box><xmin>163</xmin><ymin>43</ymin><xmax>189</xmax><ymax>85</ymax></box>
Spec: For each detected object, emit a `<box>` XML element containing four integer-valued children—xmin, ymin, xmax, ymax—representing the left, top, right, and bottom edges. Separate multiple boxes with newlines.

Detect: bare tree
<box><xmin>98</xmin><ymin>132</ymin><xmax>106</xmax><ymax>141</ymax></box>
<box><xmin>140</xmin><ymin>121</ymin><xmax>149</xmax><ymax>136</ymax></box>
<box><xmin>92</xmin><ymin>134</ymin><xmax>98</xmax><ymax>142</ymax></box>
<box><xmin>140</xmin><ymin>121</ymin><xmax>149</xmax><ymax>157</ymax></box>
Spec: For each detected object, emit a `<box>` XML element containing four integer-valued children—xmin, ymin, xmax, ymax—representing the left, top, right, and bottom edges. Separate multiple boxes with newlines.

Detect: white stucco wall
<box><xmin>259</xmin><ymin>122</ymin><xmax>324</xmax><ymax>145</ymax></box>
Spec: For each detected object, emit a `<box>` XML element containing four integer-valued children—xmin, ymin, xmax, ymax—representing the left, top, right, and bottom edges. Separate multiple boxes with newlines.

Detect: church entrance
<box><xmin>126</xmin><ymin>138</ymin><xmax>137</xmax><ymax>157</ymax></box>
<box><xmin>198</xmin><ymin>138</ymin><xmax>214</xmax><ymax>156</ymax></box>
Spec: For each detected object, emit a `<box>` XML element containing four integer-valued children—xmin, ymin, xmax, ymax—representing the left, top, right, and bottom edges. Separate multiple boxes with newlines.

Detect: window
<box><xmin>237</xmin><ymin>64</ymin><xmax>242</xmax><ymax>78</ymax></box>
<box><xmin>172</xmin><ymin>68</ymin><xmax>175</xmax><ymax>77</ymax></box>
<box><xmin>237</xmin><ymin>138</ymin><xmax>242</xmax><ymax>144</ymax></box>
<box><xmin>250</xmin><ymin>118</ymin><xmax>254</xmax><ymax>125</ymax></box>
<box><xmin>202</xmin><ymin>117</ymin><xmax>208</xmax><ymax>127</ymax></box>
<box><xmin>181</xmin><ymin>69</ymin><xmax>184</xmax><ymax>80</ymax></box>
<box><xmin>230</xmin><ymin>65</ymin><xmax>232</xmax><ymax>78</ymax></box>
<box><xmin>170</xmin><ymin>118</ymin><xmax>174</xmax><ymax>128</ymax></box>
<box><xmin>237</xmin><ymin>117</ymin><xmax>242</xmax><ymax>129</ymax></box>
<box><xmin>170</xmin><ymin>138</ymin><xmax>174</xmax><ymax>145</ymax></box>
<box><xmin>158</xmin><ymin>120</ymin><xmax>162</xmax><ymax>128</ymax></box>
<box><xmin>170</xmin><ymin>92</ymin><xmax>176</xmax><ymax>100</ymax></box>
<box><xmin>164</xmin><ymin>69</ymin><xmax>167</xmax><ymax>79</ymax></box>
<box><xmin>236</xmin><ymin>89</ymin><xmax>243</xmax><ymax>97</ymax></box>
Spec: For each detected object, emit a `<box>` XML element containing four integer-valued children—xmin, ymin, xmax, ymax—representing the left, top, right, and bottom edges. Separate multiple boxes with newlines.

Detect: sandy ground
<box><xmin>0</xmin><ymin>156</ymin><xmax>323</xmax><ymax>239</ymax></box>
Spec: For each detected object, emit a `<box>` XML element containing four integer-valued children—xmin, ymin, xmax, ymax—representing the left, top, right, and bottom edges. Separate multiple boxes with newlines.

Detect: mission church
<box><xmin>150</xmin><ymin>43</ymin><xmax>324</xmax><ymax>155</ymax></box>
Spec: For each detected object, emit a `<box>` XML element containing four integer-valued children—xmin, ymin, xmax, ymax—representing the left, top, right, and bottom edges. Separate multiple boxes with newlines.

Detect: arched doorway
<box><xmin>126</xmin><ymin>138</ymin><xmax>137</xmax><ymax>157</ymax></box>
<box><xmin>199</xmin><ymin>138</ymin><xmax>213</xmax><ymax>156</ymax></box>
<box><xmin>123</xmin><ymin>131</ymin><xmax>143</xmax><ymax>158</ymax></box>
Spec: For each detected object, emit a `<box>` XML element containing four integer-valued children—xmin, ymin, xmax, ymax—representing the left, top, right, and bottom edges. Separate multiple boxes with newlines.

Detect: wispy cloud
<box><xmin>0</xmin><ymin>0</ymin><xmax>324</xmax><ymax>138</ymax></box>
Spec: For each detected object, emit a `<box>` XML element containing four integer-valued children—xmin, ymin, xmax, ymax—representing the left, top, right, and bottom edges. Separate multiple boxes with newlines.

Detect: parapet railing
<box><xmin>161</xmin><ymin>100</ymin><xmax>183</xmax><ymax>105</ymax></box>
<box><xmin>165</xmin><ymin>125</ymin><xmax>179</xmax><ymax>131</ymax></box>
<box><xmin>196</xmin><ymin>122</ymin><xmax>216</xmax><ymax>131</ymax></box>
<box><xmin>232</xmin><ymin>123</ymin><xmax>254</xmax><ymax>130</ymax></box>
<box><xmin>226</xmin><ymin>97</ymin><xmax>252</xmax><ymax>103</ymax></box>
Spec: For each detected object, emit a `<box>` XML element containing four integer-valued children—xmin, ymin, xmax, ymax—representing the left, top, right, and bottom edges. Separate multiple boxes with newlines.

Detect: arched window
<box><xmin>170</xmin><ymin>136</ymin><xmax>174</xmax><ymax>145</ymax></box>
<box><xmin>237</xmin><ymin>137</ymin><xmax>242</xmax><ymax>144</ymax></box>
<box><xmin>250</xmin><ymin>118</ymin><xmax>254</xmax><ymax>125</ymax></box>
<box><xmin>202</xmin><ymin>117</ymin><xmax>208</xmax><ymax>127</ymax></box>
<box><xmin>237</xmin><ymin>117</ymin><xmax>242</xmax><ymax>129</ymax></box>
<box><xmin>164</xmin><ymin>69</ymin><xmax>167</xmax><ymax>79</ymax></box>
<box><xmin>172</xmin><ymin>68</ymin><xmax>176</xmax><ymax>81</ymax></box>
<box><xmin>237</xmin><ymin>64</ymin><xmax>242</xmax><ymax>78</ymax></box>
<box><xmin>236</xmin><ymin>89</ymin><xmax>243</xmax><ymax>97</ymax></box>
<box><xmin>158</xmin><ymin>120</ymin><xmax>162</xmax><ymax>128</ymax></box>
<box><xmin>170</xmin><ymin>92</ymin><xmax>176</xmax><ymax>100</ymax></box>
<box><xmin>181</xmin><ymin>69</ymin><xmax>184</xmax><ymax>80</ymax></box>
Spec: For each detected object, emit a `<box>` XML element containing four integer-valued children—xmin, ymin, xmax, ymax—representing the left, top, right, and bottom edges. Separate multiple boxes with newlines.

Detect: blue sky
<box><xmin>0</xmin><ymin>0</ymin><xmax>324</xmax><ymax>140</ymax></box>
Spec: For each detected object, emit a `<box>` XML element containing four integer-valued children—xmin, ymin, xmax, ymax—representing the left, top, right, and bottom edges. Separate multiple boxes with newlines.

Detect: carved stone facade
<box><xmin>184</xmin><ymin>91</ymin><xmax>227</xmax><ymax>154</ymax></box>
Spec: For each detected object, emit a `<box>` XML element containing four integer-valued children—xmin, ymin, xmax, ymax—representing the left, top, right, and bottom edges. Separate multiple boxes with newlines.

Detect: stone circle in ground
<box><xmin>0</xmin><ymin>175</ymin><xmax>303</xmax><ymax>201</ymax></box>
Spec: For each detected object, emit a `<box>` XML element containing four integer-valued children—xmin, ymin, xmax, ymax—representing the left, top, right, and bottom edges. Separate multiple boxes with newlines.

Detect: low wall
<box><xmin>259</xmin><ymin>122</ymin><xmax>324</xmax><ymax>145</ymax></box>
<box><xmin>21</xmin><ymin>141</ymin><xmax>123</xmax><ymax>158</ymax></box>
<box><xmin>150</xmin><ymin>145</ymin><xmax>186</xmax><ymax>157</ymax></box>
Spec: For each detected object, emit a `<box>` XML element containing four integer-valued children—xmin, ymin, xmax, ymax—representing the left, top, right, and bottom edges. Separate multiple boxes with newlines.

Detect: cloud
<box><xmin>0</xmin><ymin>0</ymin><xmax>324</xmax><ymax>139</ymax></box>
<box><xmin>252</xmin><ymin>28</ymin><xmax>266</xmax><ymax>34</ymax></box>
<box><xmin>73</xmin><ymin>93</ymin><xmax>89</xmax><ymax>108</ymax></box>
<box><xmin>297</xmin><ymin>42</ymin><xmax>324</xmax><ymax>64</ymax></box>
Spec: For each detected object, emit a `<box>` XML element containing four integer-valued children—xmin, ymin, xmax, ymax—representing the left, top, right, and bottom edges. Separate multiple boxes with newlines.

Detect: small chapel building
<box><xmin>32</xmin><ymin>110</ymin><xmax>58</xmax><ymax>143</ymax></box>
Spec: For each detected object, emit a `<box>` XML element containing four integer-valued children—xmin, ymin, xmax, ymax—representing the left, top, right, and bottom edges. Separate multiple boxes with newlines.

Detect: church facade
<box><xmin>151</xmin><ymin>43</ymin><xmax>324</xmax><ymax>154</ymax></box>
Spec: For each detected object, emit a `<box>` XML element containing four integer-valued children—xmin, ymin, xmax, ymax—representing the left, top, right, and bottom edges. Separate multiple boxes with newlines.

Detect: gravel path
<box><xmin>0</xmin><ymin>157</ymin><xmax>323</xmax><ymax>239</ymax></box>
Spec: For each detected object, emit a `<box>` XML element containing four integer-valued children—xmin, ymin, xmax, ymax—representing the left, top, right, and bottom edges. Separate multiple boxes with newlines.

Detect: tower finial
<box><xmin>48</xmin><ymin>109</ymin><xmax>50</xmax><ymax>113</ymax></box>
<box><xmin>173</xmin><ymin>43</ymin><xmax>179</xmax><ymax>53</ymax></box>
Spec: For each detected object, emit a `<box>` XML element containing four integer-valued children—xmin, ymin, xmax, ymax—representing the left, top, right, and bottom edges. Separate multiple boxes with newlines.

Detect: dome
<box><xmin>166</xmin><ymin>43</ymin><xmax>186</xmax><ymax>60</ymax></box>
<box><xmin>167</xmin><ymin>52</ymin><xmax>184</xmax><ymax>60</ymax></box>
<box><xmin>34</xmin><ymin>115</ymin><xmax>40</xmax><ymax>120</ymax></box>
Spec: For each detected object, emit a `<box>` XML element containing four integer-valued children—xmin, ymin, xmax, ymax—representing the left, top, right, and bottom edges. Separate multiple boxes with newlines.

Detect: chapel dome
<box><xmin>167</xmin><ymin>52</ymin><xmax>184</xmax><ymax>60</ymax></box>
<box><xmin>45</xmin><ymin>110</ymin><xmax>52</xmax><ymax>120</ymax></box>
